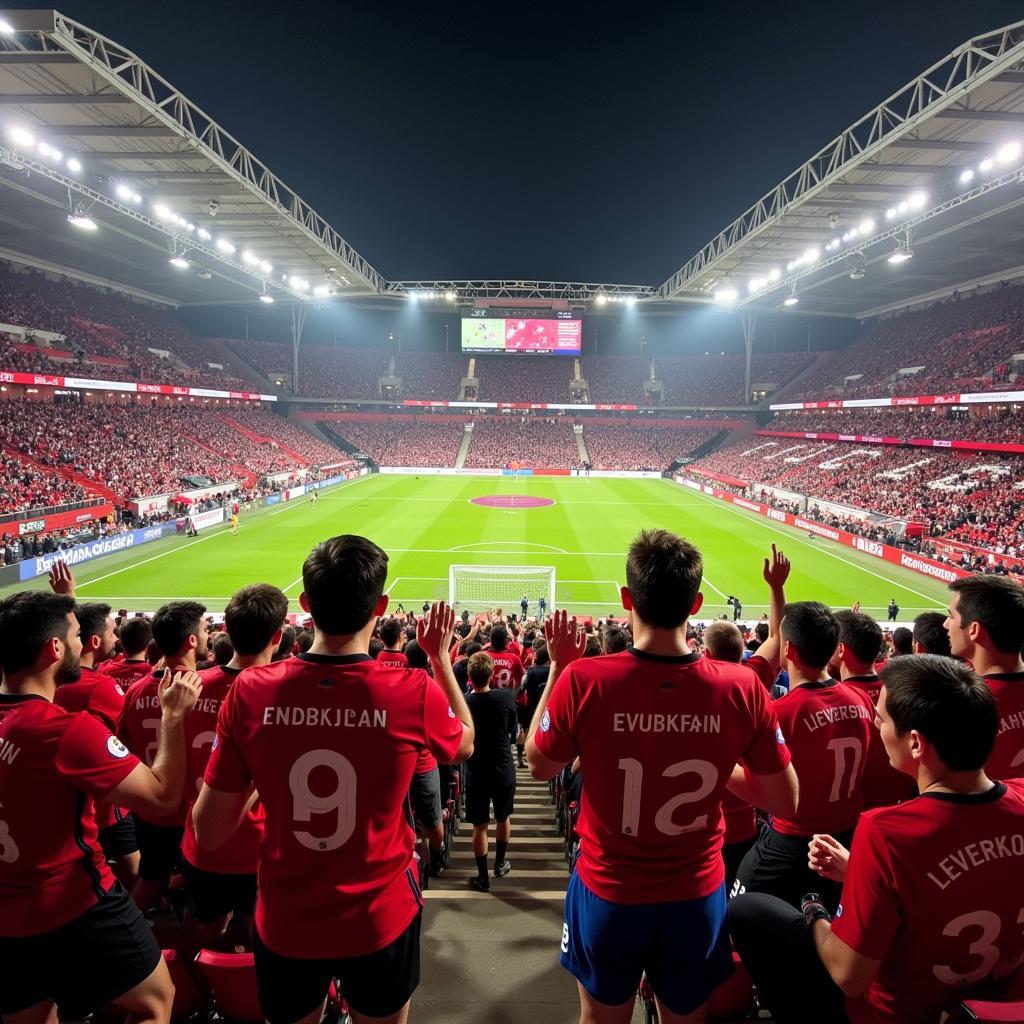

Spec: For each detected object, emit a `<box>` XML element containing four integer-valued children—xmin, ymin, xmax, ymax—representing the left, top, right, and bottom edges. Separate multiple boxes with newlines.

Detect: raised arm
<box><xmin>418</xmin><ymin>601</ymin><xmax>474</xmax><ymax>762</ymax></box>
<box><xmin>753</xmin><ymin>544</ymin><xmax>791</xmax><ymax>673</ymax></box>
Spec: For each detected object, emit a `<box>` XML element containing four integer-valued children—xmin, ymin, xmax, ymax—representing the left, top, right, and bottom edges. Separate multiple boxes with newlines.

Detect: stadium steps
<box><xmin>203</xmin><ymin>336</ymin><xmax>278</xmax><ymax>393</ymax></box>
<box><xmin>2</xmin><ymin>442</ymin><xmax>124</xmax><ymax>507</ymax></box>
<box><xmin>216</xmin><ymin>413</ymin><xmax>309</xmax><ymax>467</ymax></box>
<box><xmin>455</xmin><ymin>424</ymin><xmax>473</xmax><ymax>469</ymax></box>
<box><xmin>176</xmin><ymin>430</ymin><xmax>256</xmax><ymax>489</ymax></box>
<box><xmin>575</xmin><ymin>426</ymin><xmax>590</xmax><ymax>464</ymax></box>
<box><xmin>754</xmin><ymin>349</ymin><xmax>836</xmax><ymax>406</ymax></box>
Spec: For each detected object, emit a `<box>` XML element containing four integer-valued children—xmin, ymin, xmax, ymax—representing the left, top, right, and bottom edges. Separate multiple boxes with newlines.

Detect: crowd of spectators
<box><xmin>767</xmin><ymin>407</ymin><xmax>1024</xmax><ymax>443</ymax></box>
<box><xmin>475</xmin><ymin>356</ymin><xmax>579</xmax><ymax>404</ymax></box>
<box><xmin>583</xmin><ymin>423</ymin><xmax>722</xmax><ymax>470</ymax></box>
<box><xmin>655</xmin><ymin>351</ymin><xmax>815</xmax><ymax>405</ymax></box>
<box><xmin>580</xmin><ymin>356</ymin><xmax>649</xmax><ymax>404</ymax></box>
<box><xmin>0</xmin><ymin>451</ymin><xmax>88</xmax><ymax>515</ymax></box>
<box><xmin>328</xmin><ymin>419</ymin><xmax>466</xmax><ymax>467</ymax></box>
<box><xmin>793</xmin><ymin>283</ymin><xmax>1024</xmax><ymax>399</ymax></box>
<box><xmin>464</xmin><ymin>416</ymin><xmax>579</xmax><ymax>469</ymax></box>
<box><xmin>225</xmin><ymin>408</ymin><xmax>354</xmax><ymax>466</ymax></box>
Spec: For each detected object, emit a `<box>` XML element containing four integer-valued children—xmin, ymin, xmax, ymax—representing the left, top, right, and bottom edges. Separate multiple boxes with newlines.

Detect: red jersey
<box><xmin>180</xmin><ymin>665</ymin><xmax>263</xmax><ymax>875</ymax></box>
<box><xmin>0</xmin><ymin>693</ymin><xmax>139</xmax><ymax>936</ymax></box>
<box><xmin>53</xmin><ymin>666</ymin><xmax>126</xmax><ymax>730</ymax></box>
<box><xmin>118</xmin><ymin>671</ymin><xmax>191</xmax><ymax>826</ymax></box>
<box><xmin>105</xmin><ymin>659</ymin><xmax>153</xmax><ymax>689</ymax></box>
<box><xmin>770</xmin><ymin>681</ymin><xmax>875</xmax><ymax>836</ymax></box>
<box><xmin>377</xmin><ymin>650</ymin><xmax>408</xmax><ymax>669</ymax></box>
<box><xmin>533</xmin><ymin>648</ymin><xmax>791</xmax><ymax>903</ymax></box>
<box><xmin>488</xmin><ymin>649</ymin><xmax>524</xmax><ymax>689</ymax></box>
<box><xmin>844</xmin><ymin>676</ymin><xmax>918</xmax><ymax>809</ymax></box>
<box><xmin>204</xmin><ymin>652</ymin><xmax>464</xmax><ymax>959</ymax></box>
<box><xmin>833</xmin><ymin>780</ymin><xmax>1024</xmax><ymax>1024</ymax></box>
<box><xmin>983</xmin><ymin>672</ymin><xmax>1024</xmax><ymax>781</ymax></box>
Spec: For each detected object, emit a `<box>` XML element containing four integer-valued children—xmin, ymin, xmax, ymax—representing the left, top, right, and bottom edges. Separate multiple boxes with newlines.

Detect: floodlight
<box><xmin>783</xmin><ymin>294</ymin><xmax>799</xmax><ymax>307</ymax></box>
<box><xmin>9</xmin><ymin>126</ymin><xmax>33</xmax><ymax>148</ymax></box>
<box><xmin>115</xmin><ymin>184</ymin><xmax>132</xmax><ymax>201</ymax></box>
<box><xmin>804</xmin><ymin>247</ymin><xmax>820</xmax><ymax>263</ymax></box>
<box><xmin>37</xmin><ymin>142</ymin><xmax>51</xmax><ymax>157</ymax></box>
<box><xmin>979</xmin><ymin>158</ymin><xmax>995</xmax><ymax>174</ymax></box>
<box><xmin>748</xmin><ymin>278</ymin><xmax>764</xmax><ymax>293</ymax></box>
<box><xmin>625</xmin><ymin>295</ymin><xmax>636</xmax><ymax>305</ymax></box>
<box><xmin>67</xmin><ymin>213</ymin><xmax>97</xmax><ymax>231</ymax></box>
<box><xmin>885</xmin><ymin>208</ymin><xmax>896</xmax><ymax>219</ymax></box>
<box><xmin>997</xmin><ymin>141</ymin><xmax>1021</xmax><ymax>164</ymax></box>
<box><xmin>186</xmin><ymin>222</ymin><xmax>195</xmax><ymax>230</ymax></box>
<box><xmin>169</xmin><ymin>256</ymin><xmax>189</xmax><ymax>269</ymax></box>
<box><xmin>888</xmin><ymin>247</ymin><xmax>913</xmax><ymax>264</ymax></box>
<box><xmin>259</xmin><ymin>293</ymin><xmax>274</xmax><ymax>304</ymax></box>
<box><xmin>768</xmin><ymin>268</ymin><xmax>781</xmax><ymax>281</ymax></box>
<box><xmin>153</xmin><ymin>203</ymin><xmax>171</xmax><ymax>220</ymax></box>
<box><xmin>197</xmin><ymin>228</ymin><xmax>211</xmax><ymax>240</ymax></box>
<box><xmin>66</xmin><ymin>157</ymin><xmax>82</xmax><ymax>173</ymax></box>
<box><xmin>313</xmin><ymin>284</ymin><xmax>329</xmax><ymax>297</ymax></box>
<box><xmin>445</xmin><ymin>290</ymin><xmax>456</xmax><ymax>301</ymax></box>
<box><xmin>241</xmin><ymin>250</ymin><xmax>258</xmax><ymax>265</ymax></box>
<box><xmin>0</xmin><ymin>18</ymin><xmax>15</xmax><ymax>33</ymax></box>
<box><xmin>714</xmin><ymin>287</ymin><xmax>738</xmax><ymax>303</ymax></box>
<box><xmin>897</xmin><ymin>201</ymin><xmax>908</xmax><ymax>214</ymax></box>
<box><xmin>959</xmin><ymin>169</ymin><xmax>974</xmax><ymax>184</ymax></box>
<box><xmin>595</xmin><ymin>293</ymin><xmax>607</xmax><ymax>305</ymax></box>
<box><xmin>859</xmin><ymin>219</ymin><xmax>875</xmax><ymax>234</ymax></box>
<box><xmin>216</xmin><ymin>238</ymin><xmax>236</xmax><ymax>254</ymax></box>
<box><xmin>849</xmin><ymin>227</ymin><xmax>859</xmax><ymax>239</ymax></box>
<box><xmin>260</xmin><ymin>260</ymin><xmax>273</xmax><ymax>273</ymax></box>
<box><xmin>408</xmin><ymin>290</ymin><xmax>418</xmax><ymax>301</ymax></box>
<box><xmin>907</xmin><ymin>191</ymin><xmax>927</xmax><ymax>209</ymax></box>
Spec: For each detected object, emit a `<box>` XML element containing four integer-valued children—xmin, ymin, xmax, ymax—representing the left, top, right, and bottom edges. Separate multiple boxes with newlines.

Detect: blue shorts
<box><xmin>560</xmin><ymin>871</ymin><xmax>732</xmax><ymax>1014</ymax></box>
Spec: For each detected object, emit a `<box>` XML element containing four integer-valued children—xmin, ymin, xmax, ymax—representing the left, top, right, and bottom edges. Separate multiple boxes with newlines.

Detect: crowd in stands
<box><xmin>655</xmin><ymin>351</ymin><xmax>815</xmax><ymax>405</ymax></box>
<box><xmin>581</xmin><ymin>355</ymin><xmax>649</xmax><ymax>404</ymax></box>
<box><xmin>226</xmin><ymin>408</ymin><xmax>354</xmax><ymax>466</ymax></box>
<box><xmin>464</xmin><ymin>416</ymin><xmax>579</xmax><ymax>469</ymax></box>
<box><xmin>0</xmin><ymin>264</ymin><xmax>256</xmax><ymax>391</ymax></box>
<box><xmin>793</xmin><ymin>283</ymin><xmax>1024</xmax><ymax>399</ymax></box>
<box><xmin>475</xmin><ymin>355</ymin><xmax>579</xmax><ymax>404</ymax></box>
<box><xmin>0</xmin><ymin>450</ymin><xmax>88</xmax><ymax>515</ymax></box>
<box><xmin>583</xmin><ymin>423</ymin><xmax>722</xmax><ymax>470</ymax></box>
<box><xmin>768</xmin><ymin>407</ymin><xmax>1024</xmax><ymax>442</ymax></box>
<box><xmin>329</xmin><ymin>419</ymin><xmax>466</xmax><ymax>467</ymax></box>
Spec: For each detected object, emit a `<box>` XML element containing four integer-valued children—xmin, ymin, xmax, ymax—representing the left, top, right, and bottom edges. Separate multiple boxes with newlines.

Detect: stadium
<box><xmin>1</xmin><ymin>6</ymin><xmax>1024</xmax><ymax>1024</ymax></box>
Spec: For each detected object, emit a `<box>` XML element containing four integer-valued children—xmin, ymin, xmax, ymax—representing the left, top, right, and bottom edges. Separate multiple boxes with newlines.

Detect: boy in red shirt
<box><xmin>527</xmin><ymin>529</ymin><xmax>798</xmax><ymax>1023</ymax></box>
<box><xmin>193</xmin><ymin>535</ymin><xmax>474</xmax><ymax>1024</ymax></box>
<box><xmin>730</xmin><ymin>654</ymin><xmax>1024</xmax><ymax>1024</ymax></box>
<box><xmin>0</xmin><ymin>589</ymin><xmax>201</xmax><ymax>1024</ymax></box>
<box><xmin>106</xmin><ymin>616</ymin><xmax>156</xmax><ymax>688</ymax></box>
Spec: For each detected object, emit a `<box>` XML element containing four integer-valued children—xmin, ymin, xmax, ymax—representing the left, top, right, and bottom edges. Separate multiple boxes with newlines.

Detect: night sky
<box><xmin>12</xmin><ymin>1</ymin><xmax>1024</xmax><ymax>286</ymax></box>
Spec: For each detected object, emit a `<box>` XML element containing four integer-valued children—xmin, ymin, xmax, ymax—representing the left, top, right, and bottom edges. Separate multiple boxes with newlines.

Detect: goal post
<box><xmin>448</xmin><ymin>564</ymin><xmax>556</xmax><ymax>615</ymax></box>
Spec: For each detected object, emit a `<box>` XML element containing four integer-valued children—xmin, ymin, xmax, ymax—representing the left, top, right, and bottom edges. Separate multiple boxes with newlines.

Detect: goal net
<box><xmin>448</xmin><ymin>564</ymin><xmax>556</xmax><ymax>615</ymax></box>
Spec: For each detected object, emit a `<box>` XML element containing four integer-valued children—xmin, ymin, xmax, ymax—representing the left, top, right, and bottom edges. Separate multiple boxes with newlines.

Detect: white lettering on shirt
<box><xmin>998</xmin><ymin>711</ymin><xmax>1024</xmax><ymax>735</ymax></box>
<box><xmin>802</xmin><ymin>704</ymin><xmax>874</xmax><ymax>733</ymax></box>
<box><xmin>261</xmin><ymin>706</ymin><xmax>388</xmax><ymax>728</ymax></box>
<box><xmin>0</xmin><ymin>737</ymin><xmax>21</xmax><ymax>766</ymax></box>
<box><xmin>926</xmin><ymin>833</ymin><xmax>1024</xmax><ymax>890</ymax></box>
<box><xmin>611</xmin><ymin>713</ymin><xmax>721</xmax><ymax>734</ymax></box>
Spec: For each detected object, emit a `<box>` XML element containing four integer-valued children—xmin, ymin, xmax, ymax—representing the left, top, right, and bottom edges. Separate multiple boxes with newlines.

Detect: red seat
<box><xmin>949</xmin><ymin>1001</ymin><xmax>1024</xmax><ymax>1023</ymax></box>
<box><xmin>195</xmin><ymin>950</ymin><xmax>262</xmax><ymax>1022</ymax></box>
<box><xmin>707</xmin><ymin>951</ymin><xmax>754</xmax><ymax>1020</ymax></box>
<box><xmin>162</xmin><ymin>949</ymin><xmax>207</xmax><ymax>1020</ymax></box>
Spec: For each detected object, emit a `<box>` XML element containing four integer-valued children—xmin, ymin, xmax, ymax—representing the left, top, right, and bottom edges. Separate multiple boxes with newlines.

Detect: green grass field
<box><xmin>4</xmin><ymin>474</ymin><xmax>953</xmax><ymax>620</ymax></box>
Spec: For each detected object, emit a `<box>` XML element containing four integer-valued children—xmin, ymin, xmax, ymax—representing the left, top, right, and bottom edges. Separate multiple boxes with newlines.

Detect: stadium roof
<box><xmin>658</xmin><ymin>19</ymin><xmax>1024</xmax><ymax>320</ymax></box>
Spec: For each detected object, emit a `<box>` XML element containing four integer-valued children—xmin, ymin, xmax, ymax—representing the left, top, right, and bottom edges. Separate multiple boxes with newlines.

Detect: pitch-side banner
<box><xmin>188</xmin><ymin>507</ymin><xmax>225</xmax><ymax>532</ymax></box>
<box><xmin>402</xmin><ymin>400</ymin><xmax>638</xmax><ymax>411</ymax></box>
<box><xmin>21</xmin><ymin>522</ymin><xmax>178</xmax><ymax>580</ymax></box>
<box><xmin>770</xmin><ymin>389</ymin><xmax>1024</xmax><ymax>411</ymax></box>
<box><xmin>671</xmin><ymin>475</ymin><xmax>972</xmax><ymax>585</ymax></box>
<box><xmin>753</xmin><ymin>429</ymin><xmax>1024</xmax><ymax>455</ymax></box>
<box><xmin>0</xmin><ymin>368</ymin><xmax>275</xmax><ymax>402</ymax></box>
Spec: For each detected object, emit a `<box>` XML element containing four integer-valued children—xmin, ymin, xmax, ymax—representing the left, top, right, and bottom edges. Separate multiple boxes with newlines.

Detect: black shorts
<box><xmin>409</xmin><ymin>768</ymin><xmax>442</xmax><ymax>830</ymax></box>
<box><xmin>181</xmin><ymin>857</ymin><xmax>257</xmax><ymax>924</ymax></box>
<box><xmin>133</xmin><ymin>815</ymin><xmax>183</xmax><ymax>882</ymax></box>
<box><xmin>466</xmin><ymin>776</ymin><xmax>515</xmax><ymax>825</ymax></box>
<box><xmin>99</xmin><ymin>814</ymin><xmax>139</xmax><ymax>858</ymax></box>
<box><xmin>254</xmin><ymin>911</ymin><xmax>421</xmax><ymax>1022</ymax></box>
<box><xmin>516</xmin><ymin>704</ymin><xmax>532</xmax><ymax>731</ymax></box>
<box><xmin>0</xmin><ymin>882</ymin><xmax>161</xmax><ymax>1018</ymax></box>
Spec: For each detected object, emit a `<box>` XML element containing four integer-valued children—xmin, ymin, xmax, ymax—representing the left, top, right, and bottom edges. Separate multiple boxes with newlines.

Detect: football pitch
<box><xmin>6</xmin><ymin>474</ymin><xmax>953</xmax><ymax>620</ymax></box>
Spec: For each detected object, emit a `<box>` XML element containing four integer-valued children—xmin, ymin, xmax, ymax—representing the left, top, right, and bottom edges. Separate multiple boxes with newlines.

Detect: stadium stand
<box><xmin>323</xmin><ymin>418</ymin><xmax>466</xmax><ymax>467</ymax></box>
<box><xmin>580</xmin><ymin>355</ymin><xmax>649</xmax><ymax>404</ymax></box>
<box><xmin>767</xmin><ymin>407</ymin><xmax>1024</xmax><ymax>442</ymax></box>
<box><xmin>474</xmin><ymin>355</ymin><xmax>579</xmax><ymax>404</ymax></box>
<box><xmin>225</xmin><ymin>408</ymin><xmax>355</xmax><ymax>466</ymax></box>
<box><xmin>0</xmin><ymin>450</ymin><xmax>87</xmax><ymax>514</ymax></box>
<box><xmin>463</xmin><ymin>416</ymin><xmax>579</xmax><ymax>468</ymax></box>
<box><xmin>655</xmin><ymin>351</ymin><xmax>815</xmax><ymax>405</ymax></box>
<box><xmin>582</xmin><ymin>422</ymin><xmax>723</xmax><ymax>470</ymax></box>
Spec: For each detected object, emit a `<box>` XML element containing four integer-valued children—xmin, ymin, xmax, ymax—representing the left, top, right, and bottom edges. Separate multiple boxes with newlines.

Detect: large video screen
<box><xmin>461</xmin><ymin>316</ymin><xmax>581</xmax><ymax>354</ymax></box>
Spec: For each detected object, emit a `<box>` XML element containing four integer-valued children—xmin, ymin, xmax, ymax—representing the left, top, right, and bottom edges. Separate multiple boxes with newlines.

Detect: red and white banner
<box><xmin>0</xmin><ymin>369</ymin><xmax>275</xmax><ymax>402</ymax></box>
<box><xmin>770</xmin><ymin>389</ymin><xmax>1024</xmax><ymax>411</ymax></box>
<box><xmin>752</xmin><ymin>430</ymin><xmax>1024</xmax><ymax>456</ymax></box>
<box><xmin>673</xmin><ymin>476</ymin><xmax>973</xmax><ymax>585</ymax></box>
<box><xmin>8</xmin><ymin>502</ymin><xmax>114</xmax><ymax>536</ymax></box>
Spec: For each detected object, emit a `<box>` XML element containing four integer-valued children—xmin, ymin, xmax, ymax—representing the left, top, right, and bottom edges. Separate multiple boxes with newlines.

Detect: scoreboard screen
<box><xmin>461</xmin><ymin>309</ymin><xmax>581</xmax><ymax>354</ymax></box>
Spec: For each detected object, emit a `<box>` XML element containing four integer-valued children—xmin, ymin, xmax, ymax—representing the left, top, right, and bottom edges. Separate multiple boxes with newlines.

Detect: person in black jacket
<box><xmin>466</xmin><ymin>651</ymin><xmax>517</xmax><ymax>892</ymax></box>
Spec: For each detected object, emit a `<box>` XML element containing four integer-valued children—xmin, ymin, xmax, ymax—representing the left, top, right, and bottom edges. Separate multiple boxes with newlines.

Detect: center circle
<box><xmin>469</xmin><ymin>495</ymin><xmax>556</xmax><ymax>509</ymax></box>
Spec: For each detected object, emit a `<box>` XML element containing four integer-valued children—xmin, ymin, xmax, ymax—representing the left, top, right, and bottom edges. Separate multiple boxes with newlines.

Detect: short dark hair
<box><xmin>891</xmin><ymin>626</ymin><xmax>913</xmax><ymax>656</ymax></box>
<box><xmin>949</xmin><ymin>576</ymin><xmax>1024</xmax><ymax>654</ymax></box>
<box><xmin>625</xmin><ymin>529</ymin><xmax>703</xmax><ymax>630</ymax></box>
<box><xmin>489</xmin><ymin>625</ymin><xmax>509</xmax><ymax>651</ymax></box>
<box><xmin>302</xmin><ymin>535</ymin><xmax>388</xmax><ymax>635</ymax></box>
<box><xmin>212</xmin><ymin>633</ymin><xmax>234</xmax><ymax>666</ymax></box>
<box><xmin>369</xmin><ymin>637</ymin><xmax>384</xmax><ymax>658</ymax></box>
<box><xmin>224</xmin><ymin>584</ymin><xmax>288</xmax><ymax>655</ymax></box>
<box><xmin>532</xmin><ymin>637</ymin><xmax>549</xmax><ymax>666</ymax></box>
<box><xmin>75</xmin><ymin>602</ymin><xmax>111</xmax><ymax>646</ymax></box>
<box><xmin>601</xmin><ymin>625</ymin><xmax>630</xmax><ymax>655</ymax></box>
<box><xmin>151</xmin><ymin>601</ymin><xmax>206</xmax><ymax>658</ymax></box>
<box><xmin>0</xmin><ymin>592</ymin><xmax>76</xmax><ymax>674</ymax></box>
<box><xmin>379</xmin><ymin>617</ymin><xmax>403</xmax><ymax>647</ymax></box>
<box><xmin>835</xmin><ymin>609</ymin><xmax>883</xmax><ymax>665</ymax></box>
<box><xmin>274</xmin><ymin>625</ymin><xmax>296</xmax><ymax>661</ymax></box>
<box><xmin>704</xmin><ymin>621</ymin><xmax>745</xmax><ymax>662</ymax></box>
<box><xmin>913</xmin><ymin>611</ymin><xmax>952</xmax><ymax>657</ymax></box>
<box><xmin>119</xmin><ymin>616</ymin><xmax>152</xmax><ymax>656</ymax></box>
<box><xmin>882</xmin><ymin>654</ymin><xmax>999</xmax><ymax>771</ymax></box>
<box><xmin>781</xmin><ymin>602</ymin><xmax>840</xmax><ymax>670</ymax></box>
<box><xmin>755</xmin><ymin>622</ymin><xmax>769</xmax><ymax>643</ymax></box>
<box><xmin>468</xmin><ymin>651</ymin><xmax>493</xmax><ymax>687</ymax></box>
<box><xmin>296</xmin><ymin>629</ymin><xmax>314</xmax><ymax>653</ymax></box>
<box><xmin>404</xmin><ymin>639</ymin><xmax>429</xmax><ymax>671</ymax></box>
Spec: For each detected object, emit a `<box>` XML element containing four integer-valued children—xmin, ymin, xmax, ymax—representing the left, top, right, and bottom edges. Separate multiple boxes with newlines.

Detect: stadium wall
<box><xmin>6</xmin><ymin>502</ymin><xmax>115</xmax><ymax>537</ymax></box>
<box><xmin>754</xmin><ymin>429</ymin><xmax>1024</xmax><ymax>456</ymax></box>
<box><xmin>671</xmin><ymin>475</ymin><xmax>971</xmax><ymax>585</ymax></box>
<box><xmin>771</xmin><ymin>389</ymin><xmax>1024</xmax><ymax>411</ymax></box>
<box><xmin>377</xmin><ymin>467</ymin><xmax>663</xmax><ymax>478</ymax></box>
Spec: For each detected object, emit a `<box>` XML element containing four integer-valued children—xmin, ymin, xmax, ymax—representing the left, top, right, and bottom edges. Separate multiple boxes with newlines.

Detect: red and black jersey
<box><xmin>982</xmin><ymin>671</ymin><xmax>1024</xmax><ymax>781</ymax></box>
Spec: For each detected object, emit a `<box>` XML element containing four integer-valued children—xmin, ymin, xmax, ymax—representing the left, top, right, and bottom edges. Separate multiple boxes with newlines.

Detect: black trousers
<box><xmin>728</xmin><ymin>892</ymin><xmax>849</xmax><ymax>1024</ymax></box>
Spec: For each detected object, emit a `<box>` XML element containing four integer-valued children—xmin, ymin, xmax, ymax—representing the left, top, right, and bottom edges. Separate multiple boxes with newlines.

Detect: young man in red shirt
<box><xmin>829</xmin><ymin>609</ymin><xmax>916</xmax><ymax>809</ymax></box>
<box><xmin>526</xmin><ymin>529</ymin><xmax>798</xmax><ymax>1024</ymax></box>
<box><xmin>734</xmin><ymin>602</ymin><xmax>875</xmax><ymax>911</ymax></box>
<box><xmin>730</xmin><ymin>654</ymin><xmax>1024</xmax><ymax>1024</ymax></box>
<box><xmin>944</xmin><ymin>575</ymin><xmax>1024</xmax><ymax>781</ymax></box>
<box><xmin>107</xmin><ymin>616</ymin><xmax>156</xmax><ymax>688</ymax></box>
<box><xmin>487</xmin><ymin>623</ymin><xmax>525</xmax><ymax>766</ymax></box>
<box><xmin>911</xmin><ymin>611</ymin><xmax>952</xmax><ymax>657</ymax></box>
<box><xmin>179</xmin><ymin>583</ymin><xmax>289</xmax><ymax>953</ymax></box>
<box><xmin>193</xmin><ymin>535</ymin><xmax>474</xmax><ymax>1024</ymax></box>
<box><xmin>377</xmin><ymin>617</ymin><xmax>409</xmax><ymax>668</ymax></box>
<box><xmin>118</xmin><ymin>601</ymin><xmax>209</xmax><ymax>911</ymax></box>
<box><xmin>0</xmin><ymin>590</ymin><xmax>202</xmax><ymax>1024</ymax></box>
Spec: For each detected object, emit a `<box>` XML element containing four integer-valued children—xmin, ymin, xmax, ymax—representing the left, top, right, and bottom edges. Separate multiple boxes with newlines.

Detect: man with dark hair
<box><xmin>179</xmin><ymin>583</ymin><xmax>288</xmax><ymax>953</ymax></box>
<box><xmin>193</xmin><ymin>536</ymin><xmax>474</xmax><ymax>1024</ymax></box>
<box><xmin>946</xmin><ymin>575</ymin><xmax>1024</xmax><ymax>782</ymax></box>
<box><xmin>830</xmin><ymin>609</ymin><xmax>915</xmax><ymax>810</ymax></box>
<box><xmin>886</xmin><ymin>599</ymin><xmax>899</xmax><ymax>622</ymax></box>
<box><xmin>0</xmin><ymin>589</ymin><xmax>201</xmax><ymax>1024</ymax></box>
<box><xmin>107</xmin><ymin>616</ymin><xmax>155</xmax><ymax>688</ymax></box>
<box><xmin>118</xmin><ymin>600</ymin><xmax>209</xmax><ymax>911</ymax></box>
<box><xmin>911</xmin><ymin>610</ymin><xmax>952</xmax><ymax>657</ymax></box>
<box><xmin>212</xmin><ymin>633</ymin><xmax>234</xmax><ymax>667</ymax></box>
<box><xmin>465</xmin><ymin>651</ymin><xmax>518</xmax><ymax>891</ymax></box>
<box><xmin>733</xmin><ymin>602</ymin><xmax>874</xmax><ymax>911</ymax></box>
<box><xmin>730</xmin><ymin>655</ymin><xmax>1024</xmax><ymax>1024</ymax></box>
<box><xmin>377</xmin><ymin>617</ymin><xmax>408</xmax><ymax>668</ymax></box>
<box><xmin>488</xmin><ymin>621</ymin><xmax>526</xmax><ymax>766</ymax></box>
<box><xmin>890</xmin><ymin>626</ymin><xmax>912</xmax><ymax>657</ymax></box>
<box><xmin>600</xmin><ymin>624</ymin><xmax>631</xmax><ymax>655</ymax></box>
<box><xmin>526</xmin><ymin>529</ymin><xmax>798</xmax><ymax>1023</ymax></box>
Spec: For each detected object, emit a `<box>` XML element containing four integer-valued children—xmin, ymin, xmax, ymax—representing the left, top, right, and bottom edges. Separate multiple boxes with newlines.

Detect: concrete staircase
<box><xmin>455</xmin><ymin>424</ymin><xmax>473</xmax><ymax>469</ymax></box>
<box><xmin>575</xmin><ymin>424</ymin><xmax>590</xmax><ymax>465</ymax></box>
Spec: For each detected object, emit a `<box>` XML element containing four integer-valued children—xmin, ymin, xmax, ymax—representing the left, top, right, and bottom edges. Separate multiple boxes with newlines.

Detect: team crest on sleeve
<box><xmin>835</xmin><ymin>904</ymin><xmax>844</xmax><ymax>918</ymax></box>
<box><xmin>211</xmin><ymin>735</ymin><xmax>219</xmax><ymax>751</ymax></box>
<box><xmin>775</xmin><ymin>726</ymin><xmax>786</xmax><ymax>745</ymax></box>
<box><xmin>115</xmin><ymin>683</ymin><xmax>125</xmax><ymax>697</ymax></box>
<box><xmin>106</xmin><ymin>735</ymin><xmax>130</xmax><ymax>759</ymax></box>
<box><xmin>448</xmin><ymin>706</ymin><xmax>455</xmax><ymax>718</ymax></box>
<box><xmin>540</xmin><ymin>709</ymin><xmax>551</xmax><ymax>733</ymax></box>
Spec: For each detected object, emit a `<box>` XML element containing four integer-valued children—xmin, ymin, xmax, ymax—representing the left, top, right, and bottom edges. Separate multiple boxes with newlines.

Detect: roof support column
<box><xmin>741</xmin><ymin>311</ymin><xmax>757</xmax><ymax>405</ymax></box>
<box><xmin>291</xmin><ymin>305</ymin><xmax>307</xmax><ymax>393</ymax></box>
